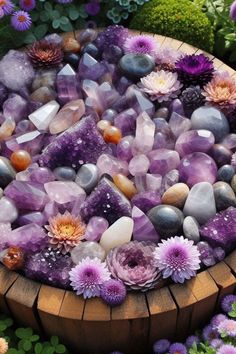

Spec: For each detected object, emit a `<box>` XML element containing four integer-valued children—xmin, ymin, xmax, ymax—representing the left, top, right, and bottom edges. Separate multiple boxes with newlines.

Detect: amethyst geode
<box><xmin>200</xmin><ymin>207</ymin><xmax>236</xmax><ymax>251</ymax></box>
<box><xmin>39</xmin><ymin>116</ymin><xmax>110</xmax><ymax>170</ymax></box>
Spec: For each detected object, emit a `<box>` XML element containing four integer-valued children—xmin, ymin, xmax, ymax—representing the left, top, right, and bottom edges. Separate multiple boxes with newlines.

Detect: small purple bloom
<box><xmin>100</xmin><ymin>279</ymin><xmax>126</xmax><ymax>307</ymax></box>
<box><xmin>218</xmin><ymin>319</ymin><xmax>236</xmax><ymax>337</ymax></box>
<box><xmin>202</xmin><ymin>324</ymin><xmax>219</xmax><ymax>342</ymax></box>
<box><xmin>221</xmin><ymin>295</ymin><xmax>236</xmax><ymax>313</ymax></box>
<box><xmin>217</xmin><ymin>344</ymin><xmax>236</xmax><ymax>354</ymax></box>
<box><xmin>84</xmin><ymin>1</ymin><xmax>100</xmax><ymax>16</ymax></box>
<box><xmin>0</xmin><ymin>0</ymin><xmax>14</xmax><ymax>15</ymax></box>
<box><xmin>124</xmin><ymin>35</ymin><xmax>158</xmax><ymax>57</ymax></box>
<box><xmin>210</xmin><ymin>339</ymin><xmax>224</xmax><ymax>349</ymax></box>
<box><xmin>11</xmin><ymin>10</ymin><xmax>32</xmax><ymax>31</ymax></box>
<box><xmin>230</xmin><ymin>1</ymin><xmax>236</xmax><ymax>22</ymax></box>
<box><xmin>153</xmin><ymin>339</ymin><xmax>170</xmax><ymax>354</ymax></box>
<box><xmin>0</xmin><ymin>7</ymin><xmax>4</xmax><ymax>17</ymax></box>
<box><xmin>185</xmin><ymin>335</ymin><xmax>200</xmax><ymax>348</ymax></box>
<box><xmin>69</xmin><ymin>257</ymin><xmax>111</xmax><ymax>299</ymax></box>
<box><xmin>169</xmin><ymin>343</ymin><xmax>187</xmax><ymax>354</ymax></box>
<box><xmin>19</xmin><ymin>0</ymin><xmax>35</xmax><ymax>11</ymax></box>
<box><xmin>211</xmin><ymin>314</ymin><xmax>227</xmax><ymax>329</ymax></box>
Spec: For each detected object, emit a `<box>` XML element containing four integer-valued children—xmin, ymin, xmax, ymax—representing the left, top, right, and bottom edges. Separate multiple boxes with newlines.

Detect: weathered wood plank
<box><xmin>225</xmin><ymin>250</ymin><xmax>236</xmax><ymax>274</ymax></box>
<box><xmin>0</xmin><ymin>265</ymin><xmax>19</xmax><ymax>314</ymax></box>
<box><xmin>178</xmin><ymin>42</ymin><xmax>198</xmax><ymax>55</ymax></box>
<box><xmin>195</xmin><ymin>49</ymin><xmax>214</xmax><ymax>60</ymax></box>
<box><xmin>153</xmin><ymin>34</ymin><xmax>167</xmax><ymax>47</ymax></box>
<box><xmin>6</xmin><ymin>275</ymin><xmax>41</xmax><ymax>332</ymax></box>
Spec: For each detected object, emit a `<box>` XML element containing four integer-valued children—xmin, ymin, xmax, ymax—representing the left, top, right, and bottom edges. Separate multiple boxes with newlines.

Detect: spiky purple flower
<box><xmin>95</xmin><ymin>25</ymin><xmax>129</xmax><ymax>51</ymax></box>
<box><xmin>230</xmin><ymin>1</ymin><xmax>236</xmax><ymax>22</ymax></box>
<box><xmin>210</xmin><ymin>339</ymin><xmax>224</xmax><ymax>349</ymax></box>
<box><xmin>0</xmin><ymin>0</ymin><xmax>14</xmax><ymax>15</ymax></box>
<box><xmin>217</xmin><ymin>344</ymin><xmax>236</xmax><ymax>354</ymax></box>
<box><xmin>175</xmin><ymin>54</ymin><xmax>214</xmax><ymax>87</ymax></box>
<box><xmin>211</xmin><ymin>314</ymin><xmax>227</xmax><ymax>329</ymax></box>
<box><xmin>221</xmin><ymin>295</ymin><xmax>236</xmax><ymax>313</ymax></box>
<box><xmin>185</xmin><ymin>335</ymin><xmax>200</xmax><ymax>349</ymax></box>
<box><xmin>19</xmin><ymin>0</ymin><xmax>35</xmax><ymax>11</ymax></box>
<box><xmin>202</xmin><ymin>324</ymin><xmax>219</xmax><ymax>342</ymax></box>
<box><xmin>153</xmin><ymin>236</ymin><xmax>201</xmax><ymax>283</ymax></box>
<box><xmin>0</xmin><ymin>7</ymin><xmax>4</xmax><ymax>17</ymax></box>
<box><xmin>123</xmin><ymin>35</ymin><xmax>158</xmax><ymax>57</ymax></box>
<box><xmin>84</xmin><ymin>1</ymin><xmax>100</xmax><ymax>16</ymax></box>
<box><xmin>11</xmin><ymin>10</ymin><xmax>32</xmax><ymax>31</ymax></box>
<box><xmin>169</xmin><ymin>343</ymin><xmax>187</xmax><ymax>354</ymax></box>
<box><xmin>218</xmin><ymin>319</ymin><xmax>236</xmax><ymax>337</ymax></box>
<box><xmin>153</xmin><ymin>339</ymin><xmax>170</xmax><ymax>354</ymax></box>
<box><xmin>100</xmin><ymin>279</ymin><xmax>126</xmax><ymax>307</ymax></box>
<box><xmin>69</xmin><ymin>257</ymin><xmax>111</xmax><ymax>299</ymax></box>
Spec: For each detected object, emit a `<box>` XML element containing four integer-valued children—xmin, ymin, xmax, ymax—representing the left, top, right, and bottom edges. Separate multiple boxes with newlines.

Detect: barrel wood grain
<box><xmin>225</xmin><ymin>250</ymin><xmax>236</xmax><ymax>275</ymax></box>
<box><xmin>0</xmin><ymin>265</ymin><xmax>18</xmax><ymax>314</ymax></box>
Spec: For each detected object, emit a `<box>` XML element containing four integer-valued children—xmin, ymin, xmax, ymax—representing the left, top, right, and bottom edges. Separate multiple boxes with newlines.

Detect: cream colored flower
<box><xmin>0</xmin><ymin>338</ymin><xmax>8</xmax><ymax>354</ymax></box>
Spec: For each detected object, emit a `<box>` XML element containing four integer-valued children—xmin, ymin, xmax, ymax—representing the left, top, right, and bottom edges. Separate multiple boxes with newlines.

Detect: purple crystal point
<box><xmin>8</xmin><ymin>223</ymin><xmax>47</xmax><ymax>252</ymax></box>
<box><xmin>24</xmin><ymin>247</ymin><xmax>74</xmax><ymax>289</ymax></box>
<box><xmin>6</xmin><ymin>130</ymin><xmax>44</xmax><ymax>156</ymax></box>
<box><xmin>44</xmin><ymin>181</ymin><xmax>86</xmax><ymax>205</ymax></box>
<box><xmin>97</xmin><ymin>154</ymin><xmax>129</xmax><ymax>177</ymax></box>
<box><xmin>132</xmin><ymin>112</ymin><xmax>155</xmax><ymax>155</ymax></box>
<box><xmin>131</xmin><ymin>191</ymin><xmax>161</xmax><ymax>213</ymax></box>
<box><xmin>3</xmin><ymin>94</ymin><xmax>28</xmax><ymax>123</ymax></box>
<box><xmin>78</xmin><ymin>53</ymin><xmax>107</xmax><ymax>81</ymax></box>
<box><xmin>169</xmin><ymin>98</ymin><xmax>185</xmax><ymax>116</ymax></box>
<box><xmin>126</xmin><ymin>86</ymin><xmax>155</xmax><ymax>116</ymax></box>
<box><xmin>4</xmin><ymin>180</ymin><xmax>49</xmax><ymax>211</ymax></box>
<box><xmin>114</xmin><ymin>109</ymin><xmax>137</xmax><ymax>136</ymax></box>
<box><xmin>57</xmin><ymin>64</ymin><xmax>80</xmax><ymax>104</ymax></box>
<box><xmin>148</xmin><ymin>149</ymin><xmax>180</xmax><ymax>176</ymax></box>
<box><xmin>178</xmin><ymin>152</ymin><xmax>217</xmax><ymax>187</ymax></box>
<box><xmin>0</xmin><ymin>83</ymin><xmax>8</xmax><ymax>107</ymax></box>
<box><xmin>132</xmin><ymin>206</ymin><xmax>160</xmax><ymax>243</ymax></box>
<box><xmin>18</xmin><ymin>212</ymin><xmax>46</xmax><ymax>226</ymax></box>
<box><xmin>200</xmin><ymin>207</ymin><xmax>236</xmax><ymax>251</ymax></box>
<box><xmin>169</xmin><ymin>112</ymin><xmax>191</xmax><ymax>138</ymax></box>
<box><xmin>175</xmin><ymin>129</ymin><xmax>215</xmax><ymax>157</ymax></box>
<box><xmin>80</xmin><ymin>177</ymin><xmax>132</xmax><ymax>224</ymax></box>
<box><xmin>39</xmin><ymin>116</ymin><xmax>110</xmax><ymax>170</ymax></box>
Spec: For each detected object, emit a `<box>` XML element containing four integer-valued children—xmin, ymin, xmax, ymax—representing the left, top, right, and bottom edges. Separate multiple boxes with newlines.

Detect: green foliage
<box><xmin>130</xmin><ymin>0</ymin><xmax>214</xmax><ymax>52</ymax></box>
<box><xmin>229</xmin><ymin>302</ymin><xmax>236</xmax><ymax>318</ymax></box>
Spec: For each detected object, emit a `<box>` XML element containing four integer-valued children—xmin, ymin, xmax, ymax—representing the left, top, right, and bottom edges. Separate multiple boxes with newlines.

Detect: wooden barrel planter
<box><xmin>1</xmin><ymin>30</ymin><xmax>236</xmax><ymax>354</ymax></box>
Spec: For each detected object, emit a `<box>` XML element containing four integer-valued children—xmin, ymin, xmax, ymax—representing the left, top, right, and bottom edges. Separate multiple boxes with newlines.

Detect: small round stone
<box><xmin>154</xmin><ymin>107</ymin><xmax>169</xmax><ymax>120</ymax></box>
<box><xmin>231</xmin><ymin>175</ymin><xmax>236</xmax><ymax>193</ymax></box>
<box><xmin>117</xmin><ymin>136</ymin><xmax>134</xmax><ymax>162</ymax></box>
<box><xmin>101</xmin><ymin>109</ymin><xmax>117</xmax><ymax>123</ymax></box>
<box><xmin>78</xmin><ymin>28</ymin><xmax>97</xmax><ymax>45</ymax></box>
<box><xmin>0</xmin><ymin>196</ymin><xmax>18</xmax><ymax>223</ymax></box>
<box><xmin>161</xmin><ymin>183</ymin><xmax>189</xmax><ymax>208</ymax></box>
<box><xmin>85</xmin><ymin>217</ymin><xmax>109</xmax><ymax>242</ymax></box>
<box><xmin>113</xmin><ymin>174</ymin><xmax>138</xmax><ymax>199</ymax></box>
<box><xmin>30</xmin><ymin>167</ymin><xmax>55</xmax><ymax>184</ymax></box>
<box><xmin>82</xmin><ymin>43</ymin><xmax>99</xmax><ymax>58</ymax></box>
<box><xmin>71</xmin><ymin>241</ymin><xmax>106</xmax><ymax>263</ymax></box>
<box><xmin>103</xmin><ymin>126</ymin><xmax>122</xmax><ymax>144</ymax></box>
<box><xmin>0</xmin><ymin>156</ymin><xmax>16</xmax><ymax>188</ymax></box>
<box><xmin>64</xmin><ymin>53</ymin><xmax>80</xmax><ymax>69</ymax></box>
<box><xmin>129</xmin><ymin>154</ymin><xmax>150</xmax><ymax>176</ymax></box>
<box><xmin>209</xmin><ymin>144</ymin><xmax>232</xmax><ymax>167</ymax></box>
<box><xmin>10</xmin><ymin>150</ymin><xmax>32</xmax><ymax>172</ymax></box>
<box><xmin>183</xmin><ymin>216</ymin><xmax>200</xmax><ymax>243</ymax></box>
<box><xmin>97</xmin><ymin>120</ymin><xmax>111</xmax><ymax>133</ymax></box>
<box><xmin>76</xmin><ymin>163</ymin><xmax>99</xmax><ymax>193</ymax></box>
<box><xmin>63</xmin><ymin>38</ymin><xmax>80</xmax><ymax>53</ymax></box>
<box><xmin>213</xmin><ymin>181</ymin><xmax>236</xmax><ymax>211</ymax></box>
<box><xmin>119</xmin><ymin>54</ymin><xmax>155</xmax><ymax>80</ymax></box>
<box><xmin>53</xmin><ymin>167</ymin><xmax>76</xmax><ymax>181</ymax></box>
<box><xmin>217</xmin><ymin>164</ymin><xmax>235</xmax><ymax>183</ymax></box>
<box><xmin>147</xmin><ymin>205</ymin><xmax>184</xmax><ymax>239</ymax></box>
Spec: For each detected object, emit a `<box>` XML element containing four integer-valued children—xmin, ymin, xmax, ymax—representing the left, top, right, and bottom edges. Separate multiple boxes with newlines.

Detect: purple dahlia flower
<box><xmin>202</xmin><ymin>324</ymin><xmax>219</xmax><ymax>342</ymax></box>
<box><xmin>69</xmin><ymin>257</ymin><xmax>111</xmax><ymax>298</ymax></box>
<box><xmin>153</xmin><ymin>339</ymin><xmax>170</xmax><ymax>354</ymax></box>
<box><xmin>230</xmin><ymin>1</ymin><xmax>236</xmax><ymax>22</ymax></box>
<box><xmin>153</xmin><ymin>236</ymin><xmax>201</xmax><ymax>283</ymax></box>
<box><xmin>221</xmin><ymin>295</ymin><xmax>236</xmax><ymax>313</ymax></box>
<box><xmin>185</xmin><ymin>335</ymin><xmax>200</xmax><ymax>349</ymax></box>
<box><xmin>100</xmin><ymin>279</ymin><xmax>126</xmax><ymax>307</ymax></box>
<box><xmin>123</xmin><ymin>35</ymin><xmax>158</xmax><ymax>57</ymax></box>
<box><xmin>19</xmin><ymin>0</ymin><xmax>35</xmax><ymax>11</ymax></box>
<box><xmin>218</xmin><ymin>319</ymin><xmax>236</xmax><ymax>337</ymax></box>
<box><xmin>106</xmin><ymin>241</ymin><xmax>161</xmax><ymax>291</ymax></box>
<box><xmin>95</xmin><ymin>25</ymin><xmax>129</xmax><ymax>51</ymax></box>
<box><xmin>217</xmin><ymin>344</ymin><xmax>236</xmax><ymax>354</ymax></box>
<box><xmin>175</xmin><ymin>54</ymin><xmax>214</xmax><ymax>87</ymax></box>
<box><xmin>11</xmin><ymin>10</ymin><xmax>32</xmax><ymax>31</ymax></box>
<box><xmin>0</xmin><ymin>0</ymin><xmax>14</xmax><ymax>15</ymax></box>
<box><xmin>169</xmin><ymin>343</ymin><xmax>187</xmax><ymax>354</ymax></box>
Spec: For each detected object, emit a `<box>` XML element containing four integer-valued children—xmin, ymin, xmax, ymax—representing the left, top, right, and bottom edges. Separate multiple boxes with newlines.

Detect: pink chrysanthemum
<box><xmin>0</xmin><ymin>0</ymin><xmax>14</xmax><ymax>15</ymax></box>
<box><xmin>69</xmin><ymin>257</ymin><xmax>111</xmax><ymax>298</ymax></box>
<box><xmin>217</xmin><ymin>344</ymin><xmax>236</xmax><ymax>354</ymax></box>
<box><xmin>153</xmin><ymin>236</ymin><xmax>201</xmax><ymax>283</ymax></box>
<box><xmin>123</xmin><ymin>35</ymin><xmax>158</xmax><ymax>57</ymax></box>
<box><xmin>45</xmin><ymin>211</ymin><xmax>86</xmax><ymax>254</ymax></box>
<box><xmin>218</xmin><ymin>319</ymin><xmax>236</xmax><ymax>337</ymax></box>
<box><xmin>11</xmin><ymin>10</ymin><xmax>32</xmax><ymax>31</ymax></box>
<box><xmin>139</xmin><ymin>70</ymin><xmax>182</xmax><ymax>102</ymax></box>
<box><xmin>156</xmin><ymin>47</ymin><xmax>182</xmax><ymax>71</ymax></box>
<box><xmin>19</xmin><ymin>0</ymin><xmax>35</xmax><ymax>11</ymax></box>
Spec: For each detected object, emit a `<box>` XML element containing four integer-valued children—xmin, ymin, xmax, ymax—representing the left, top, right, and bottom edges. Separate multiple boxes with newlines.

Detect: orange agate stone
<box><xmin>10</xmin><ymin>150</ymin><xmax>32</xmax><ymax>171</ymax></box>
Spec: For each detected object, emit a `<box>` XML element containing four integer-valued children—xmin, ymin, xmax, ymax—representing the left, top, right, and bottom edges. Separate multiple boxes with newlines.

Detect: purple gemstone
<box><xmin>56</xmin><ymin>64</ymin><xmax>80</xmax><ymax>104</ymax></box>
<box><xmin>200</xmin><ymin>207</ymin><xmax>236</xmax><ymax>251</ymax></box>
<box><xmin>169</xmin><ymin>112</ymin><xmax>191</xmax><ymax>138</ymax></box>
<box><xmin>18</xmin><ymin>212</ymin><xmax>46</xmax><ymax>226</ymax></box>
<box><xmin>222</xmin><ymin>134</ymin><xmax>236</xmax><ymax>152</ymax></box>
<box><xmin>30</xmin><ymin>167</ymin><xmax>55</xmax><ymax>184</ymax></box>
<box><xmin>132</xmin><ymin>206</ymin><xmax>160</xmax><ymax>243</ymax></box>
<box><xmin>4</xmin><ymin>180</ymin><xmax>49</xmax><ymax>211</ymax></box>
<box><xmin>178</xmin><ymin>152</ymin><xmax>217</xmax><ymax>187</ymax></box>
<box><xmin>209</xmin><ymin>144</ymin><xmax>232</xmax><ymax>167</ymax></box>
<box><xmin>84</xmin><ymin>216</ymin><xmax>109</xmax><ymax>242</ymax></box>
<box><xmin>3</xmin><ymin>94</ymin><xmax>28</xmax><ymax>123</ymax></box>
<box><xmin>131</xmin><ymin>191</ymin><xmax>161</xmax><ymax>213</ymax></box>
<box><xmin>125</xmin><ymin>86</ymin><xmax>155</xmax><ymax>117</ymax></box>
<box><xmin>78</xmin><ymin>53</ymin><xmax>107</xmax><ymax>81</ymax></box>
<box><xmin>114</xmin><ymin>109</ymin><xmax>137</xmax><ymax>136</ymax></box>
<box><xmin>197</xmin><ymin>241</ymin><xmax>216</xmax><ymax>267</ymax></box>
<box><xmin>175</xmin><ymin>129</ymin><xmax>215</xmax><ymax>157</ymax></box>
<box><xmin>0</xmin><ymin>83</ymin><xmax>8</xmax><ymax>106</ymax></box>
<box><xmin>80</xmin><ymin>177</ymin><xmax>131</xmax><ymax>224</ymax></box>
<box><xmin>117</xmin><ymin>136</ymin><xmax>134</xmax><ymax>162</ymax></box>
<box><xmin>148</xmin><ymin>149</ymin><xmax>180</xmax><ymax>176</ymax></box>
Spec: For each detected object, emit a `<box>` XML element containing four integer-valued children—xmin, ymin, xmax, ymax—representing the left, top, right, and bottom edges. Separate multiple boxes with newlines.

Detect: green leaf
<box><xmin>55</xmin><ymin>344</ymin><xmax>66</xmax><ymax>354</ymax></box>
<box><xmin>68</xmin><ymin>7</ymin><xmax>79</xmax><ymax>21</ymax></box>
<box><xmin>52</xmin><ymin>19</ymin><xmax>60</xmax><ymax>29</ymax></box>
<box><xmin>31</xmin><ymin>335</ymin><xmax>40</xmax><ymax>342</ymax></box>
<box><xmin>7</xmin><ymin>349</ymin><xmax>19</xmax><ymax>354</ymax></box>
<box><xmin>59</xmin><ymin>21</ymin><xmax>74</xmax><ymax>32</ymax></box>
<box><xmin>42</xmin><ymin>347</ymin><xmax>55</xmax><ymax>354</ymax></box>
<box><xmin>23</xmin><ymin>339</ymin><xmax>32</xmax><ymax>351</ymax></box>
<box><xmin>4</xmin><ymin>318</ymin><xmax>13</xmax><ymax>327</ymax></box>
<box><xmin>0</xmin><ymin>322</ymin><xmax>7</xmax><ymax>331</ymax></box>
<box><xmin>44</xmin><ymin>2</ymin><xmax>52</xmax><ymax>11</ymax></box>
<box><xmin>50</xmin><ymin>336</ymin><xmax>59</xmax><ymax>346</ymax></box>
<box><xmin>35</xmin><ymin>343</ymin><xmax>43</xmax><ymax>354</ymax></box>
<box><xmin>39</xmin><ymin>11</ymin><xmax>50</xmax><ymax>22</ymax></box>
<box><xmin>34</xmin><ymin>24</ymin><xmax>48</xmax><ymax>40</ymax></box>
<box><xmin>15</xmin><ymin>328</ymin><xmax>33</xmax><ymax>340</ymax></box>
<box><xmin>51</xmin><ymin>10</ymin><xmax>60</xmax><ymax>19</ymax></box>
<box><xmin>23</xmin><ymin>33</ymin><xmax>37</xmax><ymax>44</ymax></box>
<box><xmin>225</xmin><ymin>33</ymin><xmax>236</xmax><ymax>41</ymax></box>
<box><xmin>31</xmin><ymin>11</ymin><xmax>39</xmax><ymax>21</ymax></box>
<box><xmin>60</xmin><ymin>16</ymin><xmax>69</xmax><ymax>25</ymax></box>
<box><xmin>232</xmin><ymin>302</ymin><xmax>236</xmax><ymax>311</ymax></box>
<box><xmin>229</xmin><ymin>310</ymin><xmax>236</xmax><ymax>317</ymax></box>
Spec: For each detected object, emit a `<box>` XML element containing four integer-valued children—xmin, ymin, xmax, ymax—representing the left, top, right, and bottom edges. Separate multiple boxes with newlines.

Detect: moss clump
<box><xmin>130</xmin><ymin>0</ymin><xmax>214</xmax><ymax>52</ymax></box>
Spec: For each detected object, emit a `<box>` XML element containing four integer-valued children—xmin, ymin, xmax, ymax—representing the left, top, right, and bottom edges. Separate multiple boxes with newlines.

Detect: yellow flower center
<box><xmin>154</xmin><ymin>78</ymin><xmax>166</xmax><ymax>87</ymax></box>
<box><xmin>58</xmin><ymin>223</ymin><xmax>76</xmax><ymax>237</ymax></box>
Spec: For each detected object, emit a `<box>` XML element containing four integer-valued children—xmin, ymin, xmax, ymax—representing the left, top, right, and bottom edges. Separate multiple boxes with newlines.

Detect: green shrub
<box><xmin>130</xmin><ymin>0</ymin><xmax>214</xmax><ymax>52</ymax></box>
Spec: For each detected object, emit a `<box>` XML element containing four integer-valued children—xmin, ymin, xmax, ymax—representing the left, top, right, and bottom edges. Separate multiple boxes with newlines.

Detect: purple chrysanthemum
<box><xmin>0</xmin><ymin>0</ymin><xmax>14</xmax><ymax>15</ymax></box>
<box><xmin>217</xmin><ymin>344</ymin><xmax>236</xmax><ymax>354</ymax></box>
<box><xmin>153</xmin><ymin>339</ymin><xmax>170</xmax><ymax>354</ymax></box>
<box><xmin>169</xmin><ymin>343</ymin><xmax>187</xmax><ymax>354</ymax></box>
<box><xmin>153</xmin><ymin>236</ymin><xmax>201</xmax><ymax>283</ymax></box>
<box><xmin>0</xmin><ymin>7</ymin><xmax>4</xmax><ymax>17</ymax></box>
<box><xmin>84</xmin><ymin>1</ymin><xmax>100</xmax><ymax>16</ymax></box>
<box><xmin>210</xmin><ymin>339</ymin><xmax>224</xmax><ymax>349</ymax></box>
<box><xmin>175</xmin><ymin>54</ymin><xmax>214</xmax><ymax>87</ymax></box>
<box><xmin>11</xmin><ymin>10</ymin><xmax>32</xmax><ymax>31</ymax></box>
<box><xmin>69</xmin><ymin>257</ymin><xmax>111</xmax><ymax>299</ymax></box>
<box><xmin>185</xmin><ymin>335</ymin><xmax>200</xmax><ymax>348</ymax></box>
<box><xmin>95</xmin><ymin>25</ymin><xmax>129</xmax><ymax>51</ymax></box>
<box><xmin>218</xmin><ymin>319</ymin><xmax>236</xmax><ymax>337</ymax></box>
<box><xmin>221</xmin><ymin>295</ymin><xmax>236</xmax><ymax>313</ymax></box>
<box><xmin>123</xmin><ymin>35</ymin><xmax>158</xmax><ymax>57</ymax></box>
<box><xmin>202</xmin><ymin>324</ymin><xmax>219</xmax><ymax>342</ymax></box>
<box><xmin>106</xmin><ymin>241</ymin><xmax>161</xmax><ymax>291</ymax></box>
<box><xmin>19</xmin><ymin>0</ymin><xmax>35</xmax><ymax>11</ymax></box>
<box><xmin>100</xmin><ymin>279</ymin><xmax>126</xmax><ymax>307</ymax></box>
<box><xmin>230</xmin><ymin>1</ymin><xmax>236</xmax><ymax>22</ymax></box>
<box><xmin>211</xmin><ymin>314</ymin><xmax>227</xmax><ymax>329</ymax></box>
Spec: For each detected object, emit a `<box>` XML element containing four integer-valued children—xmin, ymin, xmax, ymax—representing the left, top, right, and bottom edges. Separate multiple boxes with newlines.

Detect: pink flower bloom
<box><xmin>217</xmin><ymin>344</ymin><xmax>236</xmax><ymax>354</ymax></box>
<box><xmin>218</xmin><ymin>319</ymin><xmax>236</xmax><ymax>337</ymax></box>
<box><xmin>124</xmin><ymin>35</ymin><xmax>158</xmax><ymax>57</ymax></box>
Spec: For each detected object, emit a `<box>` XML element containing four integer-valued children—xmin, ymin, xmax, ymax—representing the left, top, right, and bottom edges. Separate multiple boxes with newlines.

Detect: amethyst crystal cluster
<box><xmin>0</xmin><ymin>26</ymin><xmax>236</xmax><ymax>302</ymax></box>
